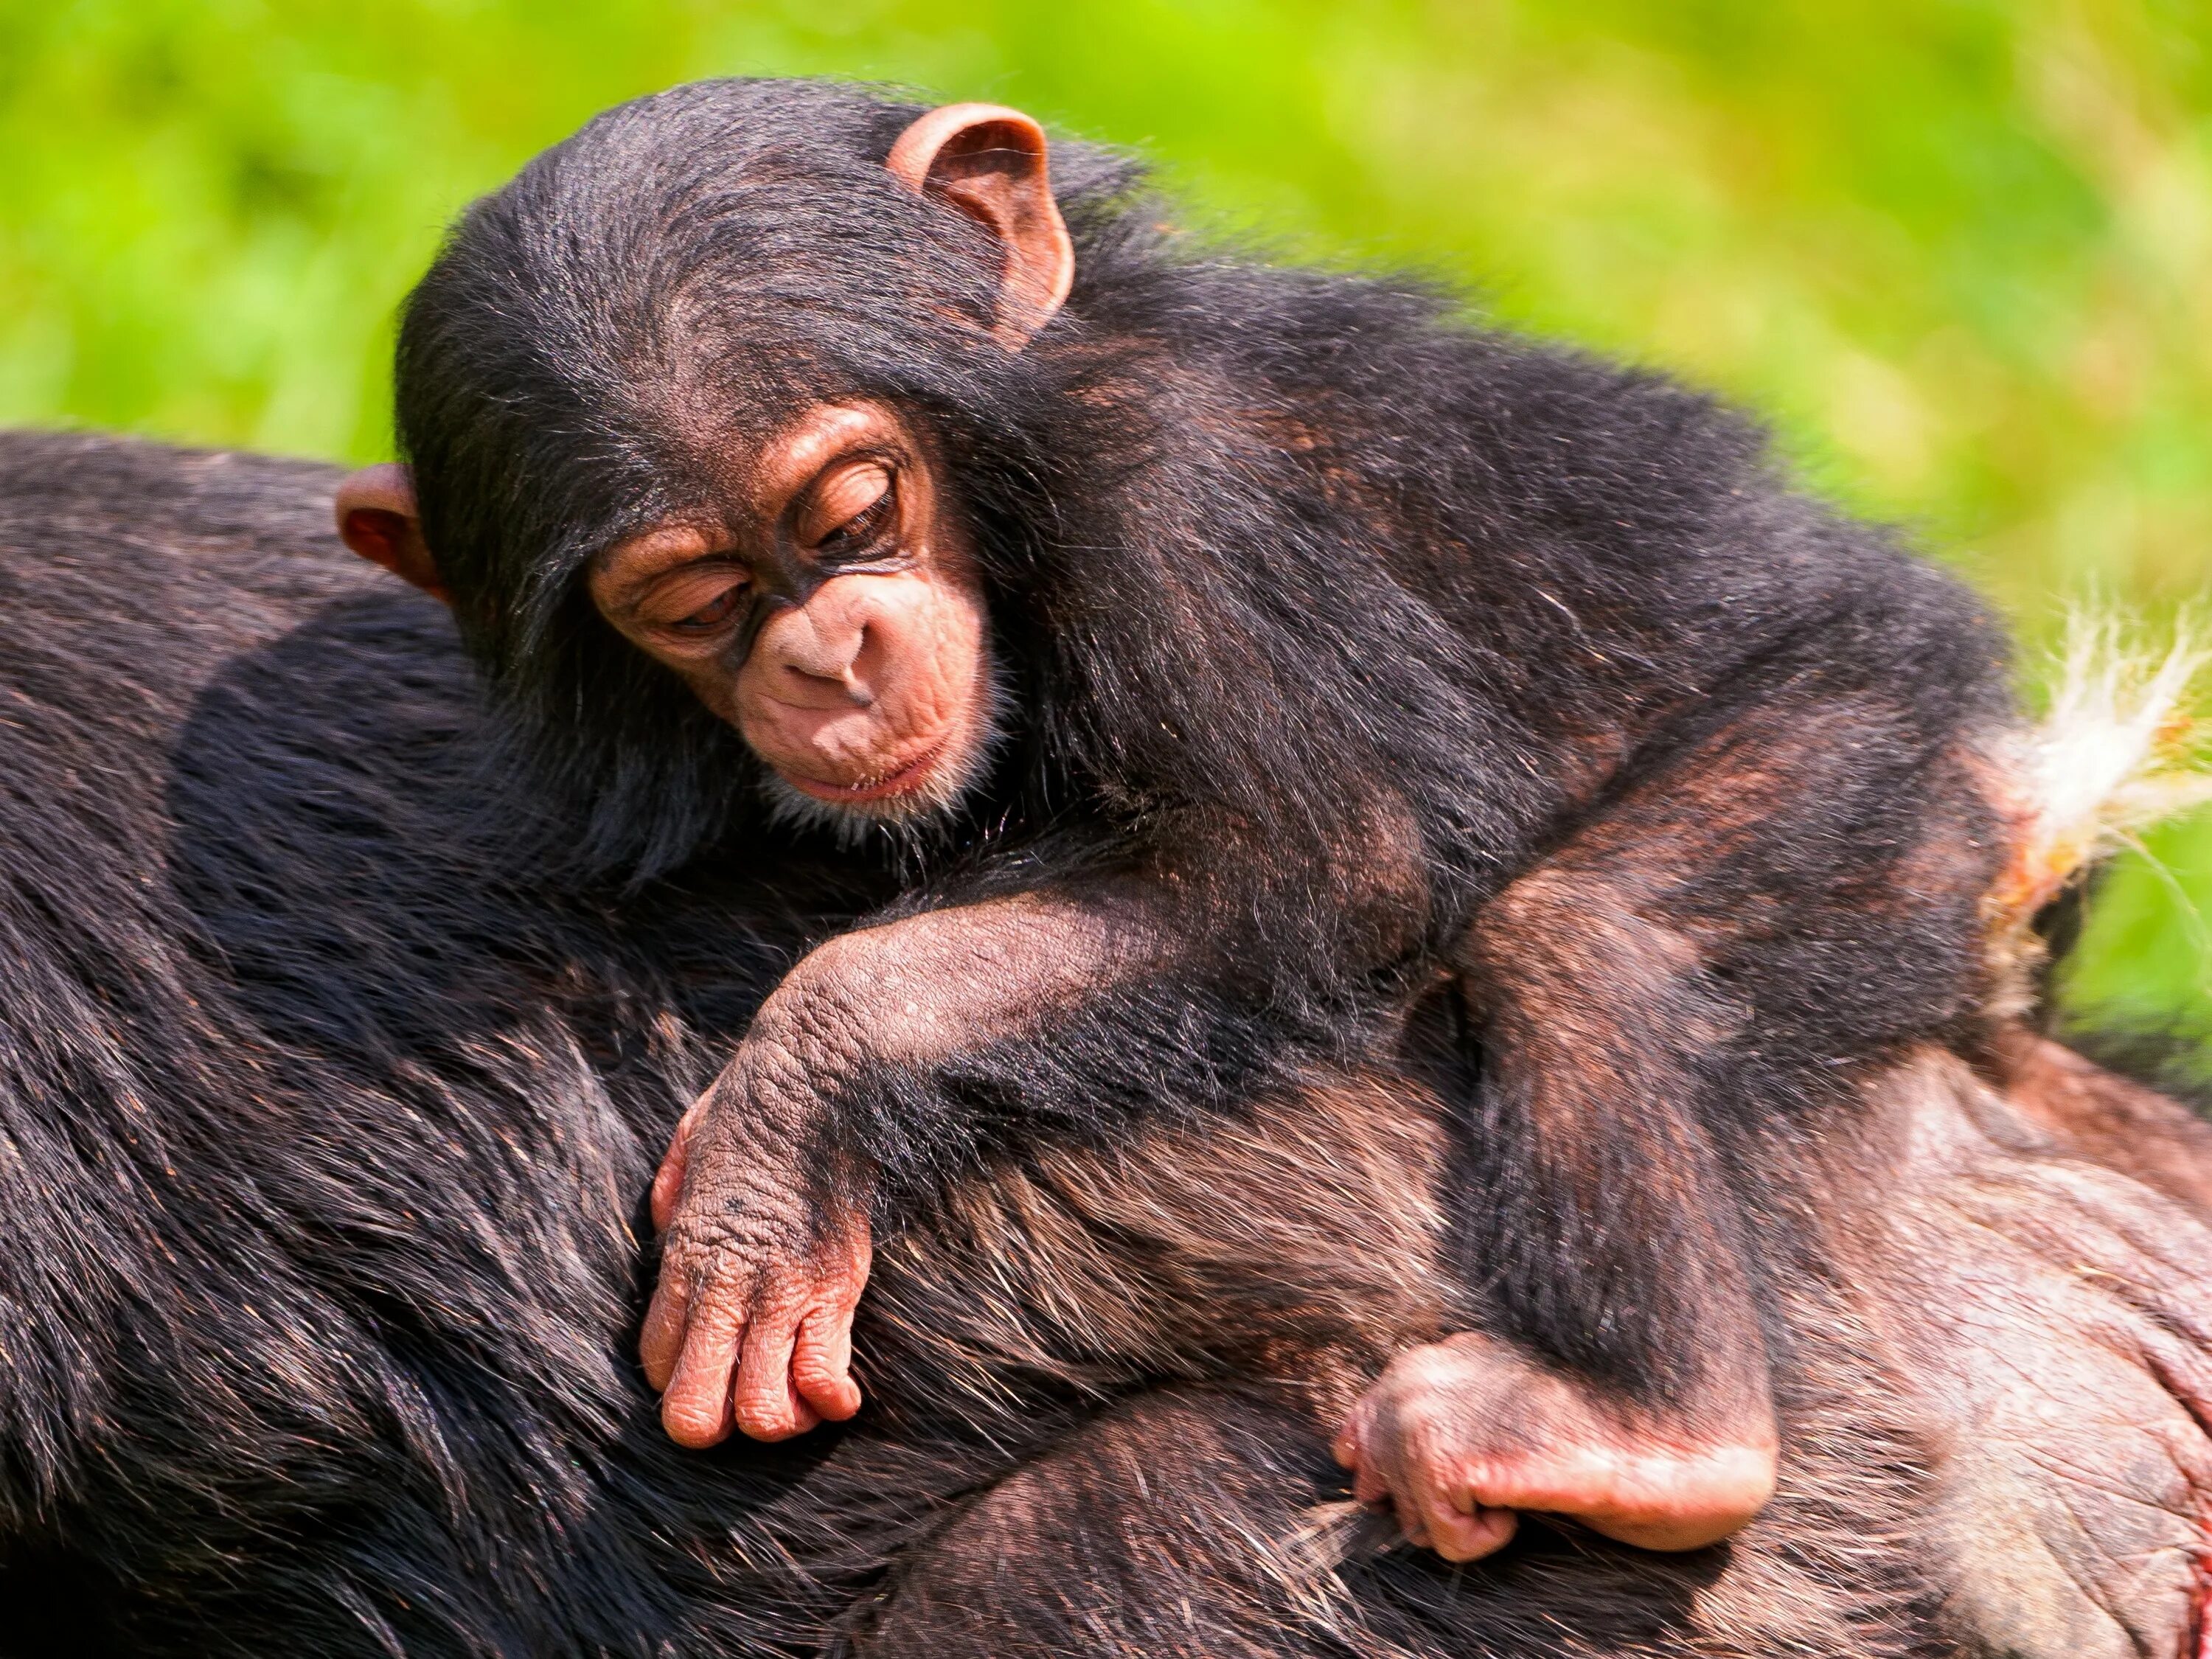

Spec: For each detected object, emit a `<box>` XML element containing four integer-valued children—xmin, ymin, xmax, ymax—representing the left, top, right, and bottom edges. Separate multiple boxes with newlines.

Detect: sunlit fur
<box><xmin>1984</xmin><ymin>616</ymin><xmax>2212</xmax><ymax>1016</ymax></box>
<box><xmin>2011</xmin><ymin>614</ymin><xmax>2210</xmax><ymax>909</ymax></box>
<box><xmin>0</xmin><ymin>431</ymin><xmax>2209</xmax><ymax>1656</ymax></box>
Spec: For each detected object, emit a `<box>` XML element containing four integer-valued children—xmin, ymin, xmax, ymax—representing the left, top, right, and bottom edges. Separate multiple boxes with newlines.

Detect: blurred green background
<box><xmin>1</xmin><ymin>0</ymin><xmax>2206</xmax><ymax>1051</ymax></box>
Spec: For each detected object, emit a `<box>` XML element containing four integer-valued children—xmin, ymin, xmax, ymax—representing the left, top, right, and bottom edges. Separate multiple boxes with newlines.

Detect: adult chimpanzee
<box><xmin>2</xmin><ymin>431</ymin><xmax>2211</xmax><ymax>1659</ymax></box>
<box><xmin>336</xmin><ymin>79</ymin><xmax>2011</xmax><ymax>1559</ymax></box>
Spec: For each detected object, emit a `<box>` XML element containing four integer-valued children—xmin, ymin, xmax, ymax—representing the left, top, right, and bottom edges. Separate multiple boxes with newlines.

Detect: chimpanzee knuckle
<box><xmin>1427</xmin><ymin>1525</ymin><xmax>1489</xmax><ymax>1565</ymax></box>
<box><xmin>811</xmin><ymin>1230</ymin><xmax>872</xmax><ymax>1296</ymax></box>
<box><xmin>664</xmin><ymin>1203</ymin><xmax>736</xmax><ymax>1258</ymax></box>
<box><xmin>1427</xmin><ymin>1448</ymin><xmax>1505</xmax><ymax>1514</ymax></box>
<box><xmin>791</xmin><ymin>1357</ymin><xmax>860</xmax><ymax>1422</ymax></box>
<box><xmin>751</xmin><ymin>1268</ymin><xmax>821</xmax><ymax>1323</ymax></box>
<box><xmin>661</xmin><ymin>1226</ymin><xmax>771</xmax><ymax>1313</ymax></box>
<box><xmin>1433</xmin><ymin>1507</ymin><xmax>1518</xmax><ymax>1564</ymax></box>
<box><xmin>1425</xmin><ymin>1504</ymin><xmax>1495</xmax><ymax>1566</ymax></box>
<box><xmin>822</xmin><ymin>1270</ymin><xmax>868</xmax><ymax>1317</ymax></box>
<box><xmin>790</xmin><ymin>1345</ymin><xmax>838</xmax><ymax>1389</ymax></box>
<box><xmin>1384</xmin><ymin>1389</ymin><xmax>1464</xmax><ymax>1455</ymax></box>
<box><xmin>1455</xmin><ymin>1453</ymin><xmax>1540</xmax><ymax>1514</ymax></box>
<box><xmin>669</xmin><ymin>1149</ymin><xmax>813</xmax><ymax>1241</ymax></box>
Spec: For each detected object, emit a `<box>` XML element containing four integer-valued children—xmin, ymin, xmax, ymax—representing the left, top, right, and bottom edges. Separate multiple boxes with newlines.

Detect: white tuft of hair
<box><xmin>1984</xmin><ymin>613</ymin><xmax>2212</xmax><ymax>1012</ymax></box>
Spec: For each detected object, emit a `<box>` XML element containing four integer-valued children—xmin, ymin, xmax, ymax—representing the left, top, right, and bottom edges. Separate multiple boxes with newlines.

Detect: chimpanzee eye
<box><xmin>813</xmin><ymin>477</ymin><xmax>895</xmax><ymax>554</ymax></box>
<box><xmin>667</xmin><ymin>582</ymin><xmax>747</xmax><ymax>633</ymax></box>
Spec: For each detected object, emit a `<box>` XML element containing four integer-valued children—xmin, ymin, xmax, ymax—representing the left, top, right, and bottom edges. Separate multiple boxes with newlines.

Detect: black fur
<box><xmin>0</xmin><ymin>436</ymin><xmax>2205</xmax><ymax>1658</ymax></box>
<box><xmin>393</xmin><ymin>77</ymin><xmax>2014</xmax><ymax>1425</ymax></box>
<box><xmin>0</xmin><ymin>76</ymin><xmax>2096</xmax><ymax>1659</ymax></box>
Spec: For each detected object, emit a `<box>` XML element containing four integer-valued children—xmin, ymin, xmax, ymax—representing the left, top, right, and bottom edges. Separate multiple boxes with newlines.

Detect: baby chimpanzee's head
<box><xmin>336</xmin><ymin>83</ymin><xmax>1092</xmax><ymax>849</ymax></box>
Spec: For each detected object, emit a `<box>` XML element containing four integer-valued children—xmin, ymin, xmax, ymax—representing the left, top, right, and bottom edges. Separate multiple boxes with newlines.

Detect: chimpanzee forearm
<box><xmin>640</xmin><ymin>872</ymin><xmax>1394</xmax><ymax>1444</ymax></box>
<box><xmin>682</xmin><ymin>874</ymin><xmax>1389</xmax><ymax>1218</ymax></box>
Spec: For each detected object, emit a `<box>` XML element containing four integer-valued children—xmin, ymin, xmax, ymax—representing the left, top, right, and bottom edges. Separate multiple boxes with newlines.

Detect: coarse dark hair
<box><xmin>0</xmin><ymin>436</ymin><xmax>2202</xmax><ymax>1658</ymax></box>
<box><xmin>397</xmin><ymin>77</ymin><xmax>1992</xmax><ymax>908</ymax></box>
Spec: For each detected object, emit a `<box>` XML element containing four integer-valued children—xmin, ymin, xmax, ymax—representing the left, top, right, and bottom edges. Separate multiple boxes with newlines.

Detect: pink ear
<box><xmin>885</xmin><ymin>102</ymin><xmax>1075</xmax><ymax>349</ymax></box>
<box><xmin>335</xmin><ymin>464</ymin><xmax>448</xmax><ymax>602</ymax></box>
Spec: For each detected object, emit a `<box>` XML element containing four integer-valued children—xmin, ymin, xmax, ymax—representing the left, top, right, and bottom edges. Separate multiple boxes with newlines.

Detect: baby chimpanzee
<box><xmin>337</xmin><ymin>81</ymin><xmax>2011</xmax><ymax>1561</ymax></box>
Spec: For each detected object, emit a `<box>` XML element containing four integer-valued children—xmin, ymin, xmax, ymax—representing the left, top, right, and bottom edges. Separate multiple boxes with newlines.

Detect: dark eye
<box><xmin>815</xmin><ymin>484</ymin><xmax>894</xmax><ymax>554</ymax></box>
<box><xmin>668</xmin><ymin>582</ymin><xmax>748</xmax><ymax>633</ymax></box>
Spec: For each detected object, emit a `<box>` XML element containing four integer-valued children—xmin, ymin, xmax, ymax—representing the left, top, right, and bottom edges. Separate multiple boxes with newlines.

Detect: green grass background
<box><xmin>1</xmin><ymin>0</ymin><xmax>2206</xmax><ymax>1048</ymax></box>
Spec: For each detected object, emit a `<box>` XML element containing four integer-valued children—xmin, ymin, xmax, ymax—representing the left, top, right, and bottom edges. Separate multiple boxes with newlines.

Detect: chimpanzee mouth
<box><xmin>760</xmin><ymin>666</ymin><xmax>1009</xmax><ymax>845</ymax></box>
<box><xmin>760</xmin><ymin>735</ymin><xmax>975</xmax><ymax>844</ymax></box>
<box><xmin>759</xmin><ymin>747</ymin><xmax>966</xmax><ymax>847</ymax></box>
<box><xmin>780</xmin><ymin>739</ymin><xmax>950</xmax><ymax>806</ymax></box>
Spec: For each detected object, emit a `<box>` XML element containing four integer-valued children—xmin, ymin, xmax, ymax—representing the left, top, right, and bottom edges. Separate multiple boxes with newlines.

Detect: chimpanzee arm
<box><xmin>640</xmin><ymin>871</ymin><xmax>1404</xmax><ymax>1446</ymax></box>
<box><xmin>1337</xmin><ymin>682</ymin><xmax>2002</xmax><ymax>1558</ymax></box>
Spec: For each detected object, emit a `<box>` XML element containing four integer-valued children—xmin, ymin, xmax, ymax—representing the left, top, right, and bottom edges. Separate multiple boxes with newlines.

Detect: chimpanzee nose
<box><xmin>759</xmin><ymin>601</ymin><xmax>872</xmax><ymax>708</ymax></box>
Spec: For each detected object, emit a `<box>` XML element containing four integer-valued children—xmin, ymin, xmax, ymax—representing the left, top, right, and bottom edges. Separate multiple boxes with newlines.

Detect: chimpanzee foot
<box><xmin>1332</xmin><ymin>1332</ymin><xmax>1778</xmax><ymax>1562</ymax></box>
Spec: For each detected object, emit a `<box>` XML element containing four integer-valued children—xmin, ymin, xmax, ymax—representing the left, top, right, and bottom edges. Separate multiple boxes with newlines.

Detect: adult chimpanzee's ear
<box><xmin>886</xmin><ymin>103</ymin><xmax>1075</xmax><ymax>350</ymax></box>
<box><xmin>335</xmin><ymin>464</ymin><xmax>448</xmax><ymax>602</ymax></box>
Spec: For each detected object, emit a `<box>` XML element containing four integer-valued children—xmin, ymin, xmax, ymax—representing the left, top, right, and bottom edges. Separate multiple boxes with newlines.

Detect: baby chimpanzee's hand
<box><xmin>639</xmin><ymin>1051</ymin><xmax>871</xmax><ymax>1449</ymax></box>
<box><xmin>1332</xmin><ymin>1332</ymin><xmax>1778</xmax><ymax>1562</ymax></box>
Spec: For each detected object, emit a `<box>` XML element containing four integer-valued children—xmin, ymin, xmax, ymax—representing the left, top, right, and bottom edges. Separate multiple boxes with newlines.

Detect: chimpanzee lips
<box><xmin>777</xmin><ymin>737</ymin><xmax>950</xmax><ymax>805</ymax></box>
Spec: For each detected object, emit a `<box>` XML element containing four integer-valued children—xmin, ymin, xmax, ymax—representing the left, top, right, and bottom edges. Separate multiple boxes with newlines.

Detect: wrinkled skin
<box><xmin>640</xmin><ymin>1071</ymin><xmax>871</xmax><ymax>1446</ymax></box>
<box><xmin>1881</xmin><ymin>1043</ymin><xmax>2212</xmax><ymax>1659</ymax></box>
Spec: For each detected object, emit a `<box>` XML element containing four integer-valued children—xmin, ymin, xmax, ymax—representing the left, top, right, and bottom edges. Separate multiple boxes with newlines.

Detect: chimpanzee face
<box><xmin>585</xmin><ymin>400</ymin><xmax>1000</xmax><ymax>828</ymax></box>
<box><xmin>337</xmin><ymin>98</ymin><xmax>1074</xmax><ymax>839</ymax></box>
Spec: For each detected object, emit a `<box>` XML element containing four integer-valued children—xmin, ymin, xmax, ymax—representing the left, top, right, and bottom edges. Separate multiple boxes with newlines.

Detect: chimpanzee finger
<box><xmin>1398</xmin><ymin>1452</ymin><xmax>1491</xmax><ymax>1564</ymax></box>
<box><xmin>790</xmin><ymin>1304</ymin><xmax>862</xmax><ymax>1422</ymax></box>
<box><xmin>1396</xmin><ymin>1441</ymin><xmax>1520</xmax><ymax>1563</ymax></box>
<box><xmin>1398</xmin><ymin>1506</ymin><xmax>1431</xmax><ymax>1553</ymax></box>
<box><xmin>649</xmin><ymin>1101</ymin><xmax>707</xmax><ymax>1233</ymax></box>
<box><xmin>659</xmin><ymin>1295</ymin><xmax>746</xmax><ymax>1448</ymax></box>
<box><xmin>1423</xmin><ymin>1502</ymin><xmax>1518</xmax><ymax>1564</ymax></box>
<box><xmin>731</xmin><ymin>1301</ymin><xmax>818</xmax><ymax>1441</ymax></box>
<box><xmin>639</xmin><ymin>1276</ymin><xmax>690</xmax><ymax>1390</ymax></box>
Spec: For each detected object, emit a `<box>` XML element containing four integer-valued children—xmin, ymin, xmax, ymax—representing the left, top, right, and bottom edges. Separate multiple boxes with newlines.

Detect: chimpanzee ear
<box><xmin>886</xmin><ymin>103</ymin><xmax>1075</xmax><ymax>350</ymax></box>
<box><xmin>335</xmin><ymin>463</ymin><xmax>448</xmax><ymax>603</ymax></box>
